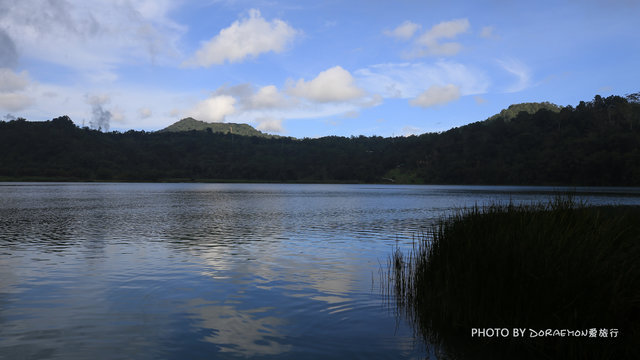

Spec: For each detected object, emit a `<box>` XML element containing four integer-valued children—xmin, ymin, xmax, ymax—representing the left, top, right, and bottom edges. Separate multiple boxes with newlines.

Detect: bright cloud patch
<box><xmin>414</xmin><ymin>18</ymin><xmax>470</xmax><ymax>56</ymax></box>
<box><xmin>247</xmin><ymin>85</ymin><xmax>287</xmax><ymax>109</ymax></box>
<box><xmin>188</xmin><ymin>95</ymin><xmax>236</xmax><ymax>123</ymax></box>
<box><xmin>0</xmin><ymin>93</ymin><xmax>32</xmax><ymax>112</ymax></box>
<box><xmin>384</xmin><ymin>21</ymin><xmax>421</xmax><ymax>40</ymax></box>
<box><xmin>288</xmin><ymin>66</ymin><xmax>365</xmax><ymax>103</ymax></box>
<box><xmin>185</xmin><ymin>9</ymin><xmax>299</xmax><ymax>67</ymax></box>
<box><xmin>0</xmin><ymin>68</ymin><xmax>33</xmax><ymax>111</ymax></box>
<box><xmin>255</xmin><ymin>117</ymin><xmax>284</xmax><ymax>133</ymax></box>
<box><xmin>0</xmin><ymin>68</ymin><xmax>29</xmax><ymax>92</ymax></box>
<box><xmin>197</xmin><ymin>79</ymin><xmax>376</xmax><ymax>134</ymax></box>
<box><xmin>409</xmin><ymin>84</ymin><xmax>461</xmax><ymax>108</ymax></box>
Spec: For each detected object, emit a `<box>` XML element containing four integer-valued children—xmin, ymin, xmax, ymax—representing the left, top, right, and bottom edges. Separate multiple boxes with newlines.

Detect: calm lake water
<box><xmin>1</xmin><ymin>183</ymin><xmax>639</xmax><ymax>359</ymax></box>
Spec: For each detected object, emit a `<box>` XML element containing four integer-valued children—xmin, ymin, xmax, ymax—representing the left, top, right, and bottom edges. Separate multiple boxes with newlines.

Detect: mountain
<box><xmin>0</xmin><ymin>93</ymin><xmax>638</xmax><ymax>185</ymax></box>
<box><xmin>159</xmin><ymin>117</ymin><xmax>277</xmax><ymax>138</ymax></box>
<box><xmin>486</xmin><ymin>102</ymin><xmax>562</xmax><ymax>122</ymax></box>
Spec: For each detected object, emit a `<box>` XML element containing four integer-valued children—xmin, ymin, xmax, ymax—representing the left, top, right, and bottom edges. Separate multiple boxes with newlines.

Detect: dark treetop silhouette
<box><xmin>1</xmin><ymin>93</ymin><xmax>639</xmax><ymax>185</ymax></box>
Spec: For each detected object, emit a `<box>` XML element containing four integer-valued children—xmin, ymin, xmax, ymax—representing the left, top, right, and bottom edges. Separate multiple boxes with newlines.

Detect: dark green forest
<box><xmin>1</xmin><ymin>93</ymin><xmax>639</xmax><ymax>185</ymax></box>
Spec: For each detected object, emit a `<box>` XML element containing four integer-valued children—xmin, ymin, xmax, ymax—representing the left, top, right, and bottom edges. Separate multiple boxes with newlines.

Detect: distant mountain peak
<box><xmin>159</xmin><ymin>117</ymin><xmax>277</xmax><ymax>138</ymax></box>
<box><xmin>487</xmin><ymin>102</ymin><xmax>562</xmax><ymax>122</ymax></box>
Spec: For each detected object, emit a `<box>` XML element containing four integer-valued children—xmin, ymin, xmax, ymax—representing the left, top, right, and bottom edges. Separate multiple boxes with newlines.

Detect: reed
<box><xmin>386</xmin><ymin>198</ymin><xmax>640</xmax><ymax>359</ymax></box>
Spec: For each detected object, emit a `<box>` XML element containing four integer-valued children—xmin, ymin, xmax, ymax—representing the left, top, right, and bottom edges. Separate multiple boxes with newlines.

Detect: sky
<box><xmin>0</xmin><ymin>0</ymin><xmax>638</xmax><ymax>138</ymax></box>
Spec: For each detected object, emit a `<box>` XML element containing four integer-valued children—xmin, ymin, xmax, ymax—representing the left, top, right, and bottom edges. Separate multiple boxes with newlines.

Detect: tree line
<box><xmin>1</xmin><ymin>93</ymin><xmax>639</xmax><ymax>185</ymax></box>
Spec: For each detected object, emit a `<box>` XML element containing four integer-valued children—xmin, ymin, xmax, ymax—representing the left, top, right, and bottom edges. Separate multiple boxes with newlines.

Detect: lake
<box><xmin>1</xmin><ymin>183</ymin><xmax>639</xmax><ymax>359</ymax></box>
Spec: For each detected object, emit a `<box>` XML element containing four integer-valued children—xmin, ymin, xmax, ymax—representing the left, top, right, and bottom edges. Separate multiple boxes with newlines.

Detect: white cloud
<box><xmin>409</xmin><ymin>84</ymin><xmax>461</xmax><ymax>108</ymax></box>
<box><xmin>0</xmin><ymin>0</ymin><xmax>184</xmax><ymax>74</ymax></box>
<box><xmin>207</xmin><ymin>83</ymin><xmax>292</xmax><ymax>112</ymax></box>
<box><xmin>188</xmin><ymin>94</ymin><xmax>236</xmax><ymax>122</ymax></box>
<box><xmin>0</xmin><ymin>68</ymin><xmax>29</xmax><ymax>92</ymax></box>
<box><xmin>255</xmin><ymin>117</ymin><xmax>283</xmax><ymax>133</ymax></box>
<box><xmin>413</xmin><ymin>18</ymin><xmax>469</xmax><ymax>57</ymax></box>
<box><xmin>0</xmin><ymin>93</ymin><xmax>33</xmax><ymax>112</ymax></box>
<box><xmin>419</xmin><ymin>18</ymin><xmax>470</xmax><ymax>44</ymax></box>
<box><xmin>197</xmin><ymin>79</ymin><xmax>378</xmax><ymax>134</ymax></box>
<box><xmin>247</xmin><ymin>85</ymin><xmax>287</xmax><ymax>109</ymax></box>
<box><xmin>0</xmin><ymin>68</ymin><xmax>33</xmax><ymax>111</ymax></box>
<box><xmin>355</xmin><ymin>61</ymin><xmax>488</xmax><ymax>99</ymax></box>
<box><xmin>184</xmin><ymin>9</ymin><xmax>299</xmax><ymax>67</ymax></box>
<box><xmin>288</xmin><ymin>66</ymin><xmax>365</xmax><ymax>103</ymax></box>
<box><xmin>384</xmin><ymin>21</ymin><xmax>421</xmax><ymax>40</ymax></box>
<box><xmin>497</xmin><ymin>58</ymin><xmax>531</xmax><ymax>93</ymax></box>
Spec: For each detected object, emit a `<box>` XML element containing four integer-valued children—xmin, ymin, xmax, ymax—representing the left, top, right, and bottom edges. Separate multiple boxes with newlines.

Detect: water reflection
<box><xmin>1</xmin><ymin>183</ymin><xmax>639</xmax><ymax>359</ymax></box>
<box><xmin>185</xmin><ymin>300</ymin><xmax>291</xmax><ymax>356</ymax></box>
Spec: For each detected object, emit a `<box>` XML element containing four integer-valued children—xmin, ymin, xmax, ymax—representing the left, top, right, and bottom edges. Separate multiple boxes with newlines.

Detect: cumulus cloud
<box><xmin>384</xmin><ymin>21</ymin><xmax>421</xmax><ymax>40</ymax></box>
<box><xmin>255</xmin><ymin>117</ymin><xmax>283</xmax><ymax>133</ymax></box>
<box><xmin>413</xmin><ymin>18</ymin><xmax>469</xmax><ymax>57</ymax></box>
<box><xmin>0</xmin><ymin>93</ymin><xmax>33</xmax><ymax>112</ymax></box>
<box><xmin>355</xmin><ymin>61</ymin><xmax>488</xmax><ymax>99</ymax></box>
<box><xmin>184</xmin><ymin>9</ymin><xmax>299</xmax><ymax>67</ymax></box>
<box><xmin>409</xmin><ymin>84</ymin><xmax>461</xmax><ymax>108</ymax></box>
<box><xmin>497</xmin><ymin>58</ymin><xmax>531</xmax><ymax>93</ymax></box>
<box><xmin>188</xmin><ymin>94</ymin><xmax>236</xmax><ymax>123</ymax></box>
<box><xmin>247</xmin><ymin>85</ymin><xmax>287</xmax><ymax>109</ymax></box>
<box><xmin>208</xmin><ymin>83</ymin><xmax>291</xmax><ymax>111</ymax></box>
<box><xmin>0</xmin><ymin>68</ymin><xmax>33</xmax><ymax>111</ymax></box>
<box><xmin>190</xmin><ymin>79</ymin><xmax>378</xmax><ymax>134</ymax></box>
<box><xmin>287</xmin><ymin>66</ymin><xmax>365</xmax><ymax>103</ymax></box>
<box><xmin>0</xmin><ymin>68</ymin><xmax>30</xmax><ymax>92</ymax></box>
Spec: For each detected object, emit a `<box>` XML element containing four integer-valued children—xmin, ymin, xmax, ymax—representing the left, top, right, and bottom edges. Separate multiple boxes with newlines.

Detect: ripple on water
<box><xmin>3</xmin><ymin>183</ymin><xmax>638</xmax><ymax>359</ymax></box>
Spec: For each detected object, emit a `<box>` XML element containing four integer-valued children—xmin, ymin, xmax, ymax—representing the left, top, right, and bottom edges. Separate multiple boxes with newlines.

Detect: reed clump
<box><xmin>387</xmin><ymin>198</ymin><xmax>639</xmax><ymax>359</ymax></box>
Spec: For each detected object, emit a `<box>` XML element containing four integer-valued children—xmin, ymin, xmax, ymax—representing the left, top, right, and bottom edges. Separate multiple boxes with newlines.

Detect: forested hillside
<box><xmin>159</xmin><ymin>117</ymin><xmax>277</xmax><ymax>138</ymax></box>
<box><xmin>1</xmin><ymin>94</ymin><xmax>639</xmax><ymax>185</ymax></box>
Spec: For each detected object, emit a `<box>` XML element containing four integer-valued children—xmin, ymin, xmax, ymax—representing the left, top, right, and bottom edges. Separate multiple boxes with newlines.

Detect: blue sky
<box><xmin>1</xmin><ymin>0</ymin><xmax>638</xmax><ymax>138</ymax></box>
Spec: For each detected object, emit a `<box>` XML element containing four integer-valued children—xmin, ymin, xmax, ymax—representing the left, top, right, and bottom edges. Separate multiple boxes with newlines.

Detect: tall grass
<box><xmin>385</xmin><ymin>198</ymin><xmax>639</xmax><ymax>359</ymax></box>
